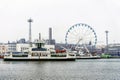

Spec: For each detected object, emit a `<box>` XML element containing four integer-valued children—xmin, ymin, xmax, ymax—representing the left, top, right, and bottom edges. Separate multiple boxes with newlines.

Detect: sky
<box><xmin>0</xmin><ymin>0</ymin><xmax>120</xmax><ymax>45</ymax></box>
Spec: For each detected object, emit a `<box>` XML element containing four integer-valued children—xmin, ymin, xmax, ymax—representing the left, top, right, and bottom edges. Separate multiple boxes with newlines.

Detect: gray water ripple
<box><xmin>0</xmin><ymin>59</ymin><xmax>120</xmax><ymax>80</ymax></box>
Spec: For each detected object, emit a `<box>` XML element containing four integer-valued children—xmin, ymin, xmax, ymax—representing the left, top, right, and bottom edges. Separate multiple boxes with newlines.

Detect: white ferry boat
<box><xmin>4</xmin><ymin>40</ymin><xmax>76</xmax><ymax>61</ymax></box>
<box><xmin>76</xmin><ymin>54</ymin><xmax>101</xmax><ymax>59</ymax></box>
<box><xmin>75</xmin><ymin>51</ymin><xmax>101</xmax><ymax>59</ymax></box>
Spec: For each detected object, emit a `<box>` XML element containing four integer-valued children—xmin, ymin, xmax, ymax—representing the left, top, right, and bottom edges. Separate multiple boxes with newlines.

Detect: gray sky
<box><xmin>0</xmin><ymin>0</ymin><xmax>120</xmax><ymax>45</ymax></box>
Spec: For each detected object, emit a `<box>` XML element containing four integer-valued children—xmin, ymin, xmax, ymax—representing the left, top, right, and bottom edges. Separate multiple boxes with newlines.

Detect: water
<box><xmin>0</xmin><ymin>59</ymin><xmax>120</xmax><ymax>80</ymax></box>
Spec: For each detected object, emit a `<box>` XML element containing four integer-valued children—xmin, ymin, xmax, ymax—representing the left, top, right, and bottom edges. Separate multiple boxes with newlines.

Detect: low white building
<box><xmin>16</xmin><ymin>43</ymin><xmax>30</xmax><ymax>52</ymax></box>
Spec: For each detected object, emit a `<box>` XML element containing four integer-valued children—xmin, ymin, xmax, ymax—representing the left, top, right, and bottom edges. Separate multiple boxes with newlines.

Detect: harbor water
<box><xmin>0</xmin><ymin>59</ymin><xmax>120</xmax><ymax>80</ymax></box>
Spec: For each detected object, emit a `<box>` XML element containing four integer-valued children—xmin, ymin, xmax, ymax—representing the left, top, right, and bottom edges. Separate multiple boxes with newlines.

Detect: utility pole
<box><xmin>28</xmin><ymin>18</ymin><xmax>33</xmax><ymax>47</ymax></box>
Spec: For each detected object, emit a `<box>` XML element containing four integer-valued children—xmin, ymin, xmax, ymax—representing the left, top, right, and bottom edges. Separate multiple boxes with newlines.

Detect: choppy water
<box><xmin>0</xmin><ymin>59</ymin><xmax>120</xmax><ymax>80</ymax></box>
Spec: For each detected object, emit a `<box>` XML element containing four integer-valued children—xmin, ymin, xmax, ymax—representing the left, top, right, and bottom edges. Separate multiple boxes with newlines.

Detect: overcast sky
<box><xmin>0</xmin><ymin>0</ymin><xmax>120</xmax><ymax>45</ymax></box>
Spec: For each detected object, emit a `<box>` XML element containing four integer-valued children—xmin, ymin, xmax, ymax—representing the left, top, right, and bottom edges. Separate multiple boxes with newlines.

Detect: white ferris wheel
<box><xmin>65</xmin><ymin>23</ymin><xmax>97</xmax><ymax>52</ymax></box>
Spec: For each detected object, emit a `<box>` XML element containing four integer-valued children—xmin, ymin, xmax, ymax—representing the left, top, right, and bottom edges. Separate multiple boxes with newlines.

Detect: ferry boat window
<box><xmin>51</xmin><ymin>52</ymin><xmax>55</xmax><ymax>54</ymax></box>
<box><xmin>32</xmin><ymin>53</ymin><xmax>38</xmax><ymax>56</ymax></box>
<box><xmin>42</xmin><ymin>54</ymin><xmax>47</xmax><ymax>56</ymax></box>
<box><xmin>69</xmin><ymin>54</ymin><xmax>75</xmax><ymax>56</ymax></box>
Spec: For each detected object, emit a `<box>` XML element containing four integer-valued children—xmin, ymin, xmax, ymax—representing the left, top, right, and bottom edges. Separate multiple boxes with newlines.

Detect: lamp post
<box><xmin>28</xmin><ymin>18</ymin><xmax>33</xmax><ymax>47</ymax></box>
<box><xmin>105</xmin><ymin>30</ymin><xmax>109</xmax><ymax>53</ymax></box>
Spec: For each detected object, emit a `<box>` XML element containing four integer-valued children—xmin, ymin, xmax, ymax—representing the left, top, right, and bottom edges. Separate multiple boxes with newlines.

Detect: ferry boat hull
<box><xmin>76</xmin><ymin>55</ymin><xmax>101</xmax><ymax>59</ymax></box>
<box><xmin>4</xmin><ymin>58</ymin><xmax>75</xmax><ymax>61</ymax></box>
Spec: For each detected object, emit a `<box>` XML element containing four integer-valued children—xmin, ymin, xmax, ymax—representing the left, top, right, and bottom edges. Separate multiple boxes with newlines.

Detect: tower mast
<box><xmin>28</xmin><ymin>18</ymin><xmax>33</xmax><ymax>47</ymax></box>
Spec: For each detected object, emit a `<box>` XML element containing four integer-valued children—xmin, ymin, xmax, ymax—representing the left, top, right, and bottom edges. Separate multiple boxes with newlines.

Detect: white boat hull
<box><xmin>4</xmin><ymin>57</ymin><xmax>76</xmax><ymax>61</ymax></box>
<box><xmin>76</xmin><ymin>55</ymin><xmax>101</xmax><ymax>59</ymax></box>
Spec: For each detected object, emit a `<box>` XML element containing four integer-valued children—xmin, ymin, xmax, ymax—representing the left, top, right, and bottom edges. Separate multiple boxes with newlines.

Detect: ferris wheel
<box><xmin>65</xmin><ymin>23</ymin><xmax>97</xmax><ymax>49</ymax></box>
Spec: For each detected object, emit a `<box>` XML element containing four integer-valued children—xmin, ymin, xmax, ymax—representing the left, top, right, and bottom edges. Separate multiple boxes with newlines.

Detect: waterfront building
<box><xmin>46</xmin><ymin>39</ymin><xmax>56</xmax><ymax>45</ymax></box>
<box><xmin>0</xmin><ymin>43</ymin><xmax>8</xmax><ymax>54</ymax></box>
<box><xmin>16</xmin><ymin>43</ymin><xmax>29</xmax><ymax>52</ymax></box>
<box><xmin>7</xmin><ymin>42</ymin><xmax>16</xmax><ymax>52</ymax></box>
<box><xmin>17</xmin><ymin>38</ymin><xmax>26</xmax><ymax>43</ymax></box>
<box><xmin>107</xmin><ymin>43</ymin><xmax>120</xmax><ymax>56</ymax></box>
<box><xmin>7</xmin><ymin>38</ymin><xmax>28</xmax><ymax>52</ymax></box>
<box><xmin>95</xmin><ymin>45</ymin><xmax>105</xmax><ymax>54</ymax></box>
